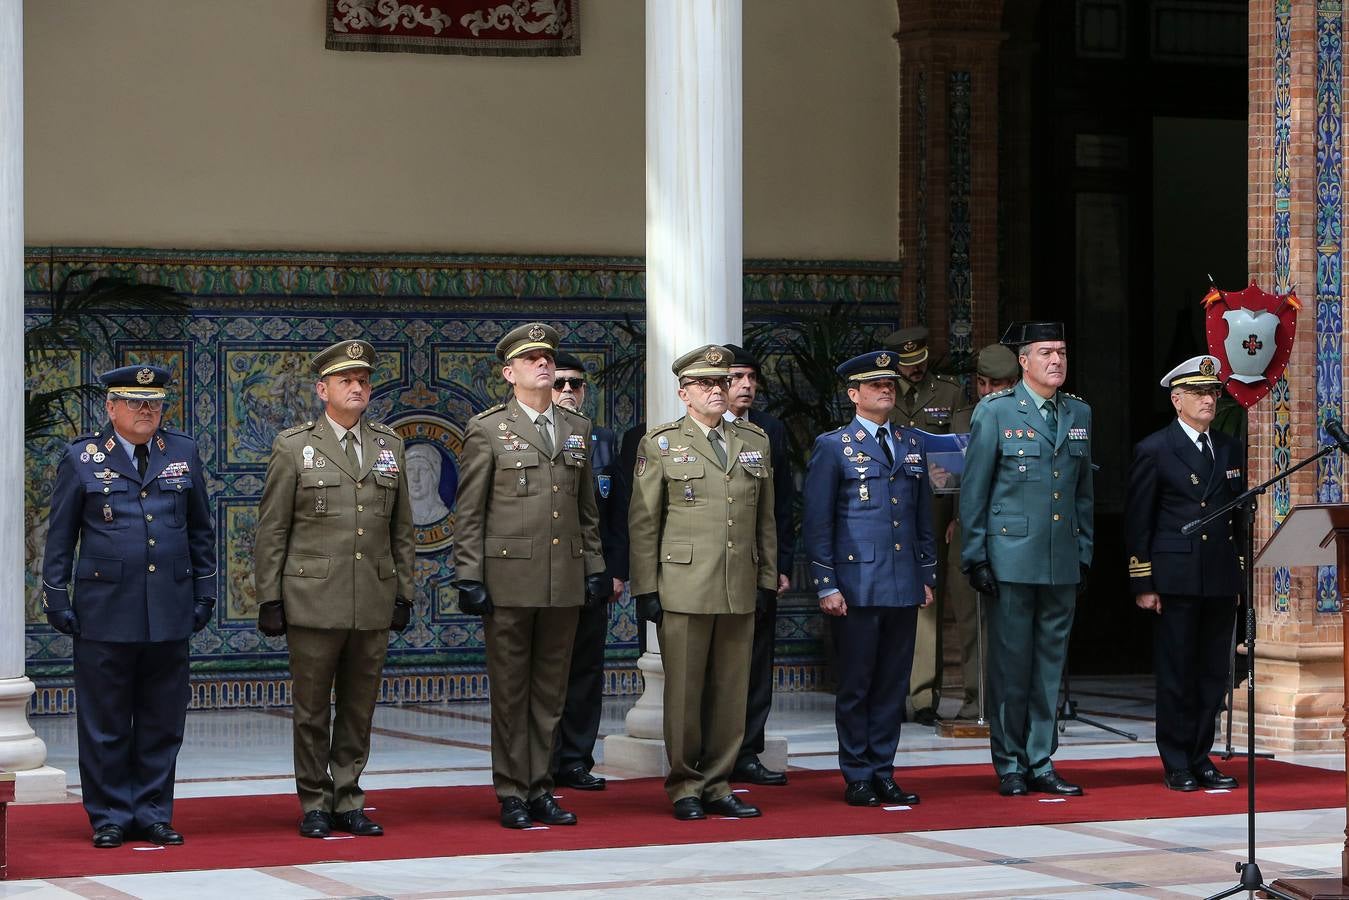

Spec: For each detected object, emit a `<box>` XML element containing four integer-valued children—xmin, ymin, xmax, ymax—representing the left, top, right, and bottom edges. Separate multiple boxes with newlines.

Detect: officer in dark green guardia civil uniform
<box><xmin>452</xmin><ymin>323</ymin><xmax>609</xmax><ymax>830</ymax></box>
<box><xmin>254</xmin><ymin>340</ymin><xmax>417</xmax><ymax>839</ymax></box>
<box><xmin>628</xmin><ymin>345</ymin><xmax>777</xmax><ymax>822</ymax></box>
<box><xmin>885</xmin><ymin>326</ymin><xmax>965</xmax><ymax>727</ymax></box>
<box><xmin>959</xmin><ymin>321</ymin><xmax>1093</xmax><ymax>798</ymax></box>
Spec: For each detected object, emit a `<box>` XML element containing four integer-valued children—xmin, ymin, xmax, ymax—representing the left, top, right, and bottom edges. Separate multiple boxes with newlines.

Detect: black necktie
<box><xmin>1198</xmin><ymin>432</ymin><xmax>1213</xmax><ymax>461</ymax></box>
<box><xmin>877</xmin><ymin>427</ymin><xmax>895</xmax><ymax>467</ymax></box>
<box><xmin>134</xmin><ymin>443</ymin><xmax>149</xmax><ymax>478</ymax></box>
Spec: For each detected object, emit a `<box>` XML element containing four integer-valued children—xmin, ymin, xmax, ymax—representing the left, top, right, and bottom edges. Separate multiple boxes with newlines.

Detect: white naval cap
<box><xmin>1160</xmin><ymin>354</ymin><xmax>1223</xmax><ymax>389</ymax></box>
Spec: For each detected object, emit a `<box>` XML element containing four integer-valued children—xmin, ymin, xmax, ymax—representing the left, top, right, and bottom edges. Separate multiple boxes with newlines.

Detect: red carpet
<box><xmin>7</xmin><ymin>756</ymin><xmax>1341</xmax><ymax>880</ymax></box>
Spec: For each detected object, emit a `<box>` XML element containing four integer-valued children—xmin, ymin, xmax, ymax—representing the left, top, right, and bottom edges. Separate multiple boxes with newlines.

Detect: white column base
<box><xmin>757</xmin><ymin>735</ymin><xmax>789</xmax><ymax>773</ymax></box>
<box><xmin>0</xmin><ymin>676</ymin><xmax>49</xmax><ymax>769</ymax></box>
<box><xmin>13</xmin><ymin>765</ymin><xmax>67</xmax><ymax>803</ymax></box>
<box><xmin>601</xmin><ymin>734</ymin><xmax>670</xmax><ymax>777</ymax></box>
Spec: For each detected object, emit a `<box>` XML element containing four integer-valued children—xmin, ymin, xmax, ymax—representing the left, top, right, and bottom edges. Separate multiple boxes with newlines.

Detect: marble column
<box><xmin>606</xmin><ymin>0</ymin><xmax>777</xmax><ymax>775</ymax></box>
<box><xmin>0</xmin><ymin>0</ymin><xmax>63</xmax><ymax>801</ymax></box>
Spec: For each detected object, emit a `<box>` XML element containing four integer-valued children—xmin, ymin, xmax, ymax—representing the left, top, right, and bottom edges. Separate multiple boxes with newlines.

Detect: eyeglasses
<box><xmin>681</xmin><ymin>377</ymin><xmax>732</xmax><ymax>391</ymax></box>
<box><xmin>553</xmin><ymin>377</ymin><xmax>586</xmax><ymax>390</ymax></box>
<box><xmin>1181</xmin><ymin>388</ymin><xmax>1222</xmax><ymax>399</ymax></box>
<box><xmin>118</xmin><ymin>398</ymin><xmax>164</xmax><ymax>412</ymax></box>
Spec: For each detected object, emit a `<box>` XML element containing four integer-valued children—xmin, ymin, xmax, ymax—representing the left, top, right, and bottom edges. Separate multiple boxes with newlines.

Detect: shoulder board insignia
<box><xmin>472</xmin><ymin>403</ymin><xmax>508</xmax><ymax>420</ymax></box>
<box><xmin>1064</xmin><ymin>391</ymin><xmax>1085</xmax><ymax>401</ymax></box>
<box><xmin>280</xmin><ymin>423</ymin><xmax>311</xmax><ymax>437</ymax></box>
<box><xmin>732</xmin><ymin>419</ymin><xmax>766</xmax><ymax>437</ymax></box>
<box><xmin>652</xmin><ymin>421</ymin><xmax>682</xmax><ymax>433</ymax></box>
<box><xmin>369</xmin><ymin>422</ymin><xmax>397</xmax><ymax>434</ymax></box>
<box><xmin>989</xmin><ymin>387</ymin><xmax>1015</xmax><ymax>398</ymax></box>
<box><xmin>560</xmin><ymin>408</ymin><xmax>591</xmax><ymax>423</ymax></box>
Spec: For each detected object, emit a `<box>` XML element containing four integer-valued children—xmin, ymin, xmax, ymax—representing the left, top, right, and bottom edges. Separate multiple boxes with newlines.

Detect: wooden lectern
<box><xmin>1256</xmin><ymin>504</ymin><xmax>1349</xmax><ymax>899</ymax></box>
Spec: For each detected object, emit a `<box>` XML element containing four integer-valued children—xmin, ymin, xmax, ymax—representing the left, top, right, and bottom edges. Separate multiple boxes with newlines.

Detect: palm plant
<box><xmin>26</xmin><ymin>260</ymin><xmax>189</xmax><ymax>441</ymax></box>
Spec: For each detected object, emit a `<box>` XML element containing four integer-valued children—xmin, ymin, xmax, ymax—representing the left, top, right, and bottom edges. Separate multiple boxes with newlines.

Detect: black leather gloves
<box><xmin>192</xmin><ymin>599</ymin><xmax>215</xmax><ymax>633</ymax></box>
<box><xmin>46</xmin><ymin>609</ymin><xmax>79</xmax><ymax>636</ymax></box>
<box><xmin>584</xmin><ymin>573</ymin><xmax>609</xmax><ymax>609</ymax></box>
<box><xmin>967</xmin><ymin>562</ymin><xmax>998</xmax><ymax>597</ymax></box>
<box><xmin>1077</xmin><ymin>563</ymin><xmax>1090</xmax><ymax>597</ymax></box>
<box><xmin>390</xmin><ymin>597</ymin><xmax>413</xmax><ymax>632</ymax></box>
<box><xmin>257</xmin><ymin>600</ymin><xmax>287</xmax><ymax>637</ymax></box>
<box><xmin>456</xmin><ymin>580</ymin><xmax>494</xmax><ymax>617</ymax></box>
<box><xmin>635</xmin><ymin>592</ymin><xmax>662</xmax><ymax>626</ymax></box>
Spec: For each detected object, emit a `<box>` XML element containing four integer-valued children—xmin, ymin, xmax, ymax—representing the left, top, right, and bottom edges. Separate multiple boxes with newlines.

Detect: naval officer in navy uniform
<box><xmin>41</xmin><ymin>365</ymin><xmax>217</xmax><ymax>848</ymax></box>
<box><xmin>803</xmin><ymin>351</ymin><xmax>935</xmax><ymax>807</ymax></box>
<box><xmin>1125</xmin><ymin>354</ymin><xmax>1242</xmax><ymax>792</ymax></box>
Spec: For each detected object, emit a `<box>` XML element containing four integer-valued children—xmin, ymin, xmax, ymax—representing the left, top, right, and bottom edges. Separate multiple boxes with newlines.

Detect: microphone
<box><xmin>1326</xmin><ymin>418</ymin><xmax>1349</xmax><ymax>454</ymax></box>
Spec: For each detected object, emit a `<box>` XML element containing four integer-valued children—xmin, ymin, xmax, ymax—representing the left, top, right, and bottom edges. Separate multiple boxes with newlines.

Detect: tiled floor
<box><xmin>5</xmin><ymin>676</ymin><xmax>1345</xmax><ymax>899</ymax></box>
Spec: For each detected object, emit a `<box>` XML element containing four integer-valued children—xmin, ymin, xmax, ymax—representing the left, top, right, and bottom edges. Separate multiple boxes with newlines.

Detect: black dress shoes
<box><xmin>1163</xmin><ymin>769</ymin><xmax>1200</xmax><ymax>791</ymax></box>
<box><xmin>500</xmin><ymin>797</ymin><xmax>533</xmax><ymax>829</ymax></box>
<box><xmin>554</xmin><ymin>764</ymin><xmax>606</xmax><ymax>791</ymax></box>
<box><xmin>299</xmin><ymin>810</ymin><xmax>333</xmax><ymax>838</ymax></box>
<box><xmin>998</xmin><ymin>773</ymin><xmax>1028</xmax><ymax>796</ymax></box>
<box><xmin>1029</xmin><ymin>770</ymin><xmax>1083</xmax><ymax>796</ymax></box>
<box><xmin>528</xmin><ymin>793</ymin><xmax>577</xmax><ymax>826</ymax></box>
<box><xmin>334</xmin><ymin>810</ymin><xmax>384</xmax><ymax>836</ymax></box>
<box><xmin>732</xmin><ymin>759</ymin><xmax>788</xmax><ymax>786</ymax></box>
<box><xmin>142</xmin><ymin>822</ymin><xmax>183</xmax><ymax>845</ymax></box>
<box><xmin>845</xmin><ymin>780</ymin><xmax>880</xmax><ymax>806</ymax></box>
<box><xmin>704</xmin><ymin>794</ymin><xmax>761</xmax><ymax>818</ymax></box>
<box><xmin>92</xmin><ymin>824</ymin><xmax>124</xmax><ymax>848</ymax></box>
<box><xmin>911</xmin><ymin>707</ymin><xmax>940</xmax><ymax>727</ymax></box>
<box><xmin>872</xmin><ymin>777</ymin><xmax>920</xmax><ymax>805</ymax></box>
<box><xmin>673</xmin><ymin>797</ymin><xmax>706</xmax><ymax>820</ymax></box>
<box><xmin>1195</xmin><ymin>765</ymin><xmax>1238</xmax><ymax>789</ymax></box>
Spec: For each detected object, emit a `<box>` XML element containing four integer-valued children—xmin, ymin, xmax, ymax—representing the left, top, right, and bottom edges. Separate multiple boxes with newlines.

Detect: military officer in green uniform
<box><xmin>960</xmin><ymin>322</ymin><xmax>1093</xmax><ymax>797</ymax></box>
<box><xmin>945</xmin><ymin>344</ymin><xmax>1020</xmax><ymax>720</ymax></box>
<box><xmin>628</xmin><ymin>345</ymin><xmax>778</xmax><ymax>821</ymax></box>
<box><xmin>885</xmin><ymin>326</ymin><xmax>964</xmax><ymax>725</ymax></box>
<box><xmin>255</xmin><ymin>340</ymin><xmax>417</xmax><ymax>838</ymax></box>
<box><xmin>452</xmin><ymin>323</ymin><xmax>608</xmax><ymax>829</ymax></box>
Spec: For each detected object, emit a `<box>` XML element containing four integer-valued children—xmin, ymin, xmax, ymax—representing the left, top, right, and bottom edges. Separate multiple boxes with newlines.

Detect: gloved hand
<box><xmin>455</xmin><ymin>580</ymin><xmax>494</xmax><ymax>617</ymax></box>
<box><xmin>390</xmin><ymin>597</ymin><xmax>413</xmax><ymax>632</ymax></box>
<box><xmin>46</xmin><ymin>609</ymin><xmax>79</xmax><ymax>636</ymax></box>
<box><xmin>635</xmin><ymin>592</ymin><xmax>662</xmax><ymax>626</ymax></box>
<box><xmin>257</xmin><ymin>600</ymin><xmax>287</xmax><ymax>637</ymax></box>
<box><xmin>755</xmin><ymin>587</ymin><xmax>775</xmax><ymax>616</ymax></box>
<box><xmin>1077</xmin><ymin>563</ymin><xmax>1090</xmax><ymax>597</ymax></box>
<box><xmin>967</xmin><ymin>562</ymin><xmax>998</xmax><ymax>597</ymax></box>
<box><xmin>584</xmin><ymin>573</ymin><xmax>609</xmax><ymax>609</ymax></box>
<box><xmin>192</xmin><ymin>599</ymin><xmax>215</xmax><ymax>633</ymax></box>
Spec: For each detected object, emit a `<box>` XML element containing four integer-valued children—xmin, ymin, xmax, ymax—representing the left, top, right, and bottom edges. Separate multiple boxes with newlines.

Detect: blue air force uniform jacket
<box><xmin>803</xmin><ymin>418</ymin><xmax>937</xmax><ymax>606</ymax></box>
<box><xmin>1124</xmin><ymin>420</ymin><xmax>1245</xmax><ymax>597</ymax></box>
<box><xmin>42</xmin><ymin>425</ymin><xmax>217</xmax><ymax>642</ymax></box>
<box><xmin>590</xmin><ymin>424</ymin><xmax>629</xmax><ymax>581</ymax></box>
<box><xmin>959</xmin><ymin>383</ymin><xmax>1094</xmax><ymax>585</ymax></box>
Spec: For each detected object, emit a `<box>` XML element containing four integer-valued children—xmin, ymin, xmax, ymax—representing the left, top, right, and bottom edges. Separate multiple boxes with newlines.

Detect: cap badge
<box><xmin>876</xmin><ymin>352</ymin><xmax>891</xmax><ymax>367</ymax></box>
<box><xmin>136</xmin><ymin>367</ymin><xmax>154</xmax><ymax>385</ymax></box>
<box><xmin>902</xmin><ymin>341</ymin><xmax>918</xmax><ymax>353</ymax></box>
<box><xmin>346</xmin><ymin>342</ymin><xmax>364</xmax><ymax>359</ymax></box>
<box><xmin>1199</xmin><ymin>357</ymin><xmax>1216</xmax><ymax>376</ymax></box>
<box><xmin>705</xmin><ymin>347</ymin><xmax>726</xmax><ymax>365</ymax></box>
<box><xmin>528</xmin><ymin>324</ymin><xmax>546</xmax><ymax>341</ymax></box>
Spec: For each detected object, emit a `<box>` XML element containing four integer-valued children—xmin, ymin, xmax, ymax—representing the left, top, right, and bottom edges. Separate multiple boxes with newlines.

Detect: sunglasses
<box><xmin>118</xmin><ymin>398</ymin><xmax>165</xmax><ymax>412</ymax></box>
<box><xmin>553</xmin><ymin>377</ymin><xmax>586</xmax><ymax>390</ymax></box>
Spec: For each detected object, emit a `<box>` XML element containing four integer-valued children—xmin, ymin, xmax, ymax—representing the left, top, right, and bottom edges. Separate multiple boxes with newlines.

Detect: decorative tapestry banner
<box><xmin>327</xmin><ymin>0</ymin><xmax>580</xmax><ymax>57</ymax></box>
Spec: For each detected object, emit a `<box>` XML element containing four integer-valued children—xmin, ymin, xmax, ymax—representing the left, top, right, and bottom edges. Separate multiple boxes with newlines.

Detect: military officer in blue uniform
<box><xmin>803</xmin><ymin>351</ymin><xmax>935</xmax><ymax>807</ymax></box>
<box><xmin>960</xmin><ymin>321</ymin><xmax>1093</xmax><ymax>797</ymax></box>
<box><xmin>41</xmin><ymin>365</ymin><xmax>217</xmax><ymax>848</ymax></box>
<box><xmin>1125</xmin><ymin>355</ymin><xmax>1242</xmax><ymax>792</ymax></box>
<box><xmin>550</xmin><ymin>350</ymin><xmax>627</xmax><ymax>791</ymax></box>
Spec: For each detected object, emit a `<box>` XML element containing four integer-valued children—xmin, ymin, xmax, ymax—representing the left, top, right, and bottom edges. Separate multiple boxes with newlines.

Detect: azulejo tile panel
<box><xmin>24</xmin><ymin>249</ymin><xmax>900</xmax><ymax>708</ymax></box>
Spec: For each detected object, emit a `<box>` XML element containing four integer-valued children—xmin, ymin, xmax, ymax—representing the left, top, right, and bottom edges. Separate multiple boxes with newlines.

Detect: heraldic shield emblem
<box><xmin>1202</xmin><ymin>280</ymin><xmax>1300</xmax><ymax>408</ymax></box>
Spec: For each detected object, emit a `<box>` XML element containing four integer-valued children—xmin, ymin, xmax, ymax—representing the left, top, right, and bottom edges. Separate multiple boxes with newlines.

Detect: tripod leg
<box><xmin>1222</xmin><ymin>604</ymin><xmax>1239</xmax><ymax>759</ymax></box>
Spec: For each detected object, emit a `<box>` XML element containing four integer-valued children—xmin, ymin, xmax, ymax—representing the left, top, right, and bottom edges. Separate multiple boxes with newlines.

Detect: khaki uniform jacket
<box><xmin>255</xmin><ymin>418</ymin><xmax>416</xmax><ymax>630</ymax></box>
<box><xmin>453</xmin><ymin>397</ymin><xmax>604</xmax><ymax>606</ymax></box>
<box><xmin>628</xmin><ymin>416</ymin><xmax>777</xmax><ymax>614</ymax></box>
<box><xmin>892</xmin><ymin>373</ymin><xmax>965</xmax><ymax>432</ymax></box>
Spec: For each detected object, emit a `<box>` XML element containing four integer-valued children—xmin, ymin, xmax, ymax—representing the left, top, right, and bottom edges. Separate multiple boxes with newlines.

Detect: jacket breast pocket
<box><xmin>299</xmin><ymin>470</ymin><xmax>336</xmax><ymax>517</ymax></box>
<box><xmin>1067</xmin><ymin>441</ymin><xmax>1088</xmax><ymax>458</ymax></box>
<box><xmin>1000</xmin><ymin>442</ymin><xmax>1041</xmax><ymax>481</ymax></box>
<box><xmin>558</xmin><ymin>451</ymin><xmax>585</xmax><ymax>495</ymax></box>
<box><xmin>666</xmin><ymin>464</ymin><xmax>707</xmax><ymax>506</ymax></box>
<box><xmin>496</xmin><ymin>450</ymin><xmax>541</xmax><ymax>496</ymax></box>
<box><xmin>844</xmin><ymin>464</ymin><xmax>882</xmax><ymax>505</ymax></box>
<box><xmin>372</xmin><ymin>471</ymin><xmax>398</xmax><ymax>517</ymax></box>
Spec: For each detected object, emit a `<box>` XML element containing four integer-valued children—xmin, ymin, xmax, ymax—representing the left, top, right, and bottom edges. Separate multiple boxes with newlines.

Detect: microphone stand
<box><xmin>1186</xmin><ymin>441</ymin><xmax>1337</xmax><ymax>900</ymax></box>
